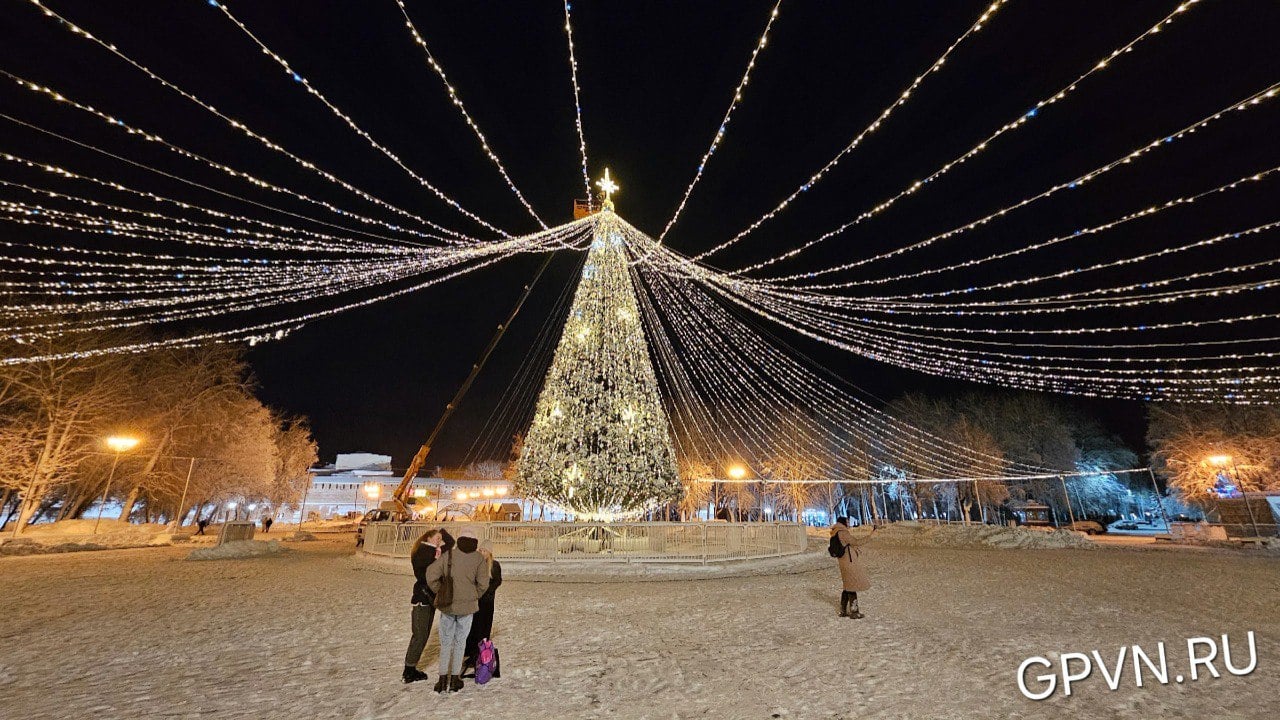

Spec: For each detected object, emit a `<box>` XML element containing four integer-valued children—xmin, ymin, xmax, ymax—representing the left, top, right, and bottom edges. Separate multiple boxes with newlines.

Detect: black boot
<box><xmin>433</xmin><ymin>675</ymin><xmax>449</xmax><ymax>693</ymax></box>
<box><xmin>849</xmin><ymin>595</ymin><xmax>864</xmax><ymax>619</ymax></box>
<box><xmin>838</xmin><ymin>591</ymin><xmax>849</xmax><ymax>617</ymax></box>
<box><xmin>402</xmin><ymin>665</ymin><xmax>428</xmax><ymax>683</ymax></box>
<box><xmin>448</xmin><ymin>674</ymin><xmax>464</xmax><ymax>692</ymax></box>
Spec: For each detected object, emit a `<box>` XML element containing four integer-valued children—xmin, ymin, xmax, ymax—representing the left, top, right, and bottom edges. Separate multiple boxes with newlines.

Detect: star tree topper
<box><xmin>596</xmin><ymin>168</ymin><xmax>619</xmax><ymax>210</ymax></box>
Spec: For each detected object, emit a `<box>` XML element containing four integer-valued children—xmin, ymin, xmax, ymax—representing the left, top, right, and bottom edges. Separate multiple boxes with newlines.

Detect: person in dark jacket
<box><xmin>463</xmin><ymin>543</ymin><xmax>502</xmax><ymax>678</ymax></box>
<box><xmin>401</xmin><ymin>528</ymin><xmax>453</xmax><ymax>683</ymax></box>
<box><xmin>195</xmin><ymin>518</ymin><xmax>209</xmax><ymax>536</ymax></box>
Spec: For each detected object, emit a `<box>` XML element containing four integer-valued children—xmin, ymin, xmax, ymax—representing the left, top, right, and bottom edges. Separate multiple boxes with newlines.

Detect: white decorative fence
<box><xmin>362</xmin><ymin>522</ymin><xmax>808</xmax><ymax>563</ymax></box>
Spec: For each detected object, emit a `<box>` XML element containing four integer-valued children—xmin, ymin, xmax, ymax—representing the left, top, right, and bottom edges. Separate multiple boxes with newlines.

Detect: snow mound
<box><xmin>187</xmin><ymin>540</ymin><xmax>285</xmax><ymax>561</ymax></box>
<box><xmin>284</xmin><ymin>531</ymin><xmax>316</xmax><ymax>542</ymax></box>
<box><xmin>10</xmin><ymin>520</ymin><xmax>173</xmax><ymax>552</ymax></box>
<box><xmin>871</xmin><ymin>521</ymin><xmax>1096</xmax><ymax>550</ymax></box>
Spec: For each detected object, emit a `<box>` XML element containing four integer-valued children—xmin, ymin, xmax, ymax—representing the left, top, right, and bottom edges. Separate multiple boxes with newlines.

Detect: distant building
<box><xmin>287</xmin><ymin>452</ymin><xmax>520</xmax><ymax>520</ymax></box>
<box><xmin>1007</xmin><ymin>499</ymin><xmax>1052</xmax><ymax>527</ymax></box>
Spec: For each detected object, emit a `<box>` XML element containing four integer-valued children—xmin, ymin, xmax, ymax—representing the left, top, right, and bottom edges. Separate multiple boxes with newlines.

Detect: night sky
<box><xmin>3</xmin><ymin>1</ymin><xmax>1278</xmax><ymax>467</ymax></box>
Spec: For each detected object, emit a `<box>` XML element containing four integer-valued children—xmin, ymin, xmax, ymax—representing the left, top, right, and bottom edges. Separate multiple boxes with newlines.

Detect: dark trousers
<box><xmin>404</xmin><ymin>604</ymin><xmax>435</xmax><ymax>667</ymax></box>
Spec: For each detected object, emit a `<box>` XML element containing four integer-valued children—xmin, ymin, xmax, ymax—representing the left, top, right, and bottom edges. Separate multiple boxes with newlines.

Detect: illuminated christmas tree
<box><xmin>515</xmin><ymin>173</ymin><xmax>680</xmax><ymax>519</ymax></box>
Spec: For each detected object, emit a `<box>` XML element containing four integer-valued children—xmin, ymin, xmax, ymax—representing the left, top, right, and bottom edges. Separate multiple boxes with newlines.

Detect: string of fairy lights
<box><xmin>4</xmin><ymin>1</ymin><xmax>1278</xmax><ymax>509</ymax></box>
<box><xmin>208</xmin><ymin>0</ymin><xmax>509</xmax><ymax>237</ymax></box>
<box><xmin>684</xmin><ymin>0</ymin><xmax>1011</xmax><ymax>256</ymax></box>
<box><xmin>696</xmin><ymin>0</ymin><xmax>1207</xmax><ymax>269</ymax></box>
<box><xmin>562</xmin><ymin>1</ymin><xmax>592</xmax><ymax>200</ymax></box>
<box><xmin>656</xmin><ymin>0</ymin><xmax>783</xmax><ymax>243</ymax></box>
<box><xmin>754</xmin><ymin>81</ymin><xmax>1280</xmax><ymax>284</ymax></box>
<box><xmin>392</xmin><ymin>0</ymin><xmax>547</xmax><ymax>229</ymax></box>
<box><xmin>19</xmin><ymin>1</ymin><xmax>489</xmax><ymax>245</ymax></box>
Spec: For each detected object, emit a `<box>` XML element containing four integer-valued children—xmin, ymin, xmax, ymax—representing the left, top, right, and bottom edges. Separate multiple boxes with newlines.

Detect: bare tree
<box><xmin>1148</xmin><ymin>403</ymin><xmax>1280</xmax><ymax>509</ymax></box>
<box><xmin>0</xmin><ymin>334</ymin><xmax>136</xmax><ymax>532</ymax></box>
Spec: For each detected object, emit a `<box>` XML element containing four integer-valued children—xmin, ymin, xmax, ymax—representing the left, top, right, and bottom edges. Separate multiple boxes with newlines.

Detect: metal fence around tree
<box><xmin>362</xmin><ymin>521</ymin><xmax>808</xmax><ymax>563</ymax></box>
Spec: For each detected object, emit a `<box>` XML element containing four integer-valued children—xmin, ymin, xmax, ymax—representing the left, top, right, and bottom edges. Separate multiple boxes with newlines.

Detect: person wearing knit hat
<box><xmin>426</xmin><ymin>525</ymin><xmax>489</xmax><ymax>692</ymax></box>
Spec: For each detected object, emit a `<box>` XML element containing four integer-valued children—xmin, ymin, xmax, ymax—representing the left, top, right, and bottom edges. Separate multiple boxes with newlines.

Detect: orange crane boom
<box><xmin>390</xmin><ymin>252</ymin><xmax>557</xmax><ymax>513</ymax></box>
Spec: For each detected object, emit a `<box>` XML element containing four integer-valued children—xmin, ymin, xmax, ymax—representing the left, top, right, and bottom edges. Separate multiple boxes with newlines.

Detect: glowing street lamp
<box><xmin>727</xmin><ymin>464</ymin><xmax>748</xmax><ymax>480</ymax></box>
<box><xmin>363</xmin><ymin>483</ymin><xmax>381</xmax><ymax>511</ymax></box>
<box><xmin>105</xmin><ymin>436</ymin><xmax>140</xmax><ymax>453</ymax></box>
<box><xmin>1206</xmin><ymin>453</ymin><xmax>1260</xmax><ymax>536</ymax></box>
<box><xmin>94</xmin><ymin>435</ymin><xmax>141</xmax><ymax>535</ymax></box>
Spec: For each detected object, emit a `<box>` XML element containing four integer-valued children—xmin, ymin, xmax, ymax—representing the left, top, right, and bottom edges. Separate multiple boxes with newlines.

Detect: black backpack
<box><xmin>827</xmin><ymin>534</ymin><xmax>847</xmax><ymax>558</ymax></box>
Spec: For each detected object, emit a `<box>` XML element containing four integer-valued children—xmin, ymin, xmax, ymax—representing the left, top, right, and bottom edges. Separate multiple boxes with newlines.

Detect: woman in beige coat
<box><xmin>832</xmin><ymin>517</ymin><xmax>875</xmax><ymax>619</ymax></box>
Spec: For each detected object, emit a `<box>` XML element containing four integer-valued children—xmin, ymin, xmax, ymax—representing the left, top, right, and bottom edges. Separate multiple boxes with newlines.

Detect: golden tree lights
<box><xmin>516</xmin><ymin>208</ymin><xmax>680</xmax><ymax>519</ymax></box>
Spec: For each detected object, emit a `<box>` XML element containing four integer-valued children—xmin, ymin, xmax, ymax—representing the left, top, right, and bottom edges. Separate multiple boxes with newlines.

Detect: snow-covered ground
<box><xmin>1</xmin><ymin>537</ymin><xmax>1275</xmax><ymax>719</ymax></box>
<box><xmin>0</xmin><ymin>519</ymin><xmax>174</xmax><ymax>555</ymax></box>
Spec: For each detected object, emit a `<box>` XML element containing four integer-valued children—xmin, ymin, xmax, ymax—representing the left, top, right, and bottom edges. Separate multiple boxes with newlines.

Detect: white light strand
<box><xmin>657</xmin><ymin>0</ymin><xmax>784</xmax><ymax>243</ymax></box>
<box><xmin>563</xmin><ymin>1</ymin><xmax>592</xmax><ymax>199</ymax></box>
<box><xmin>802</xmin><ymin>165</ymin><xmax>1280</xmax><ymax>293</ymax></box>
<box><xmin>635</xmin><ymin>256</ymin><xmax>1047</xmax><ymax>480</ymax></box>
<box><xmin>22</xmin><ymin>1</ymin><xmax>484</xmax><ymax>243</ymax></box>
<box><xmin>0</xmin><ymin>115</ymin><xmax>459</xmax><ymax>249</ymax></box>
<box><xmin>701</xmin><ymin>0</ymin><xmax>1205</xmax><ymax>268</ymax></box>
<box><xmin>752</xmin><ymin>79</ymin><xmax>1280</xmax><ymax>281</ymax></box>
<box><xmin>2</xmin><ymin>218</ymin><xmax>593</xmax><ymax>346</ymax></box>
<box><xmin>392</xmin><ymin>0</ymin><xmax>547</xmax><ymax>228</ymax></box>
<box><xmin>0</xmin><ymin>150</ymin><xmax>429</xmax><ymax>252</ymax></box>
<box><xmin>209</xmin><ymin>0</ymin><xmax>511</xmax><ymax>236</ymax></box>
<box><xmin>693</xmin><ymin>0</ymin><xmax>1009</xmax><ymax>255</ymax></box>
<box><xmin>0</xmin><ymin>180</ymin><xmax>412</xmax><ymax>256</ymax></box>
<box><xmin>620</xmin><ymin>218</ymin><xmax>1280</xmax><ymax>402</ymax></box>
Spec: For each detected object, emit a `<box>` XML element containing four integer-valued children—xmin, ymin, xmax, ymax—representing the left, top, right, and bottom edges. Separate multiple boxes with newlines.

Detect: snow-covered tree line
<box><xmin>660</xmin><ymin>392</ymin><xmax>1145</xmax><ymax>525</ymax></box>
<box><xmin>0</xmin><ymin>334</ymin><xmax>317</xmax><ymax>533</ymax></box>
<box><xmin>1147</xmin><ymin>403</ymin><xmax>1280</xmax><ymax>506</ymax></box>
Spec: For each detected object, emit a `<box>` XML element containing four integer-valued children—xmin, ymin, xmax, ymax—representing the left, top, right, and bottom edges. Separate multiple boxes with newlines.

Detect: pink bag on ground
<box><xmin>475</xmin><ymin>638</ymin><xmax>497</xmax><ymax>684</ymax></box>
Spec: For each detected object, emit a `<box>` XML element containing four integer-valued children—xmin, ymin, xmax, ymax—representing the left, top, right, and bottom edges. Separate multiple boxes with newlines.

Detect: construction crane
<box><xmin>389</xmin><ymin>193</ymin><xmax>604</xmax><ymax>516</ymax></box>
<box><xmin>386</xmin><ymin>251</ymin><xmax>557</xmax><ymax>516</ymax></box>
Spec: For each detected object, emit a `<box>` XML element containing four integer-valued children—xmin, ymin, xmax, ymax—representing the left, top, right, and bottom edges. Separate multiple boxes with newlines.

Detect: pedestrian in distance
<box><xmin>830</xmin><ymin>517</ymin><xmax>875</xmax><ymax>619</ymax></box>
<box><xmin>463</xmin><ymin>542</ymin><xmax>503</xmax><ymax>678</ymax></box>
<box><xmin>195</xmin><ymin>517</ymin><xmax>209</xmax><ymax>536</ymax></box>
<box><xmin>263</xmin><ymin>516</ymin><xmax>273</xmax><ymax>533</ymax></box>
<box><xmin>426</xmin><ymin>526</ymin><xmax>489</xmax><ymax>693</ymax></box>
<box><xmin>402</xmin><ymin>528</ymin><xmax>453</xmax><ymax>683</ymax></box>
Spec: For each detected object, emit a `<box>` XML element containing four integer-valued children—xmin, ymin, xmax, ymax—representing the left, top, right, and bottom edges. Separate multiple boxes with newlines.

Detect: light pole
<box><xmin>173</xmin><ymin>456</ymin><xmax>196</xmax><ymax>530</ymax></box>
<box><xmin>94</xmin><ymin>435</ymin><xmax>140</xmax><ymax>535</ymax></box>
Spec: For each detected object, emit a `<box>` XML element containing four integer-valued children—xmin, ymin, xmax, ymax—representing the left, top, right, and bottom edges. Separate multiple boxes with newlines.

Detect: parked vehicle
<box><xmin>355</xmin><ymin>508</ymin><xmax>407</xmax><ymax>546</ymax></box>
<box><xmin>1068</xmin><ymin>520</ymin><xmax>1107</xmax><ymax>535</ymax></box>
<box><xmin>1112</xmin><ymin>521</ymin><xmax>1139</xmax><ymax>531</ymax></box>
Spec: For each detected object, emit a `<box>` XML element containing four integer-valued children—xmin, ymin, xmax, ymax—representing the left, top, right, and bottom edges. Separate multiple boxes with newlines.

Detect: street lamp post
<box><xmin>94</xmin><ymin>435</ymin><xmax>140</xmax><ymax>535</ymax></box>
<box><xmin>173</xmin><ymin>456</ymin><xmax>196</xmax><ymax>530</ymax></box>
